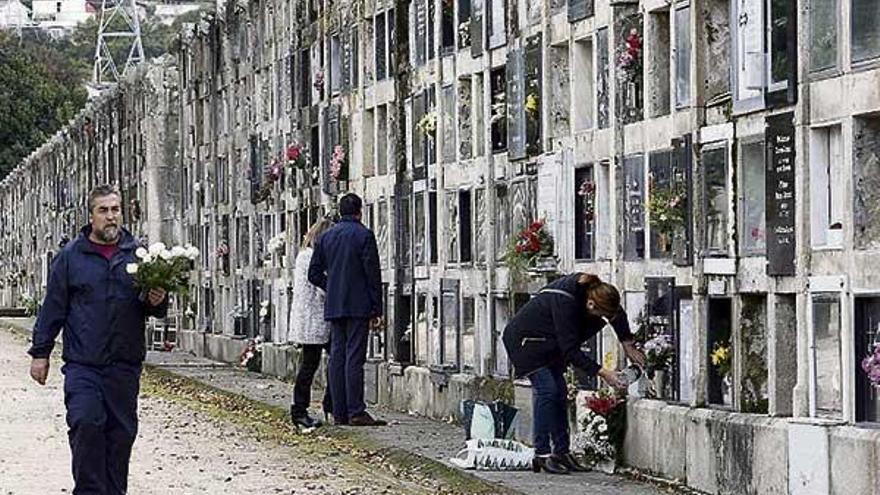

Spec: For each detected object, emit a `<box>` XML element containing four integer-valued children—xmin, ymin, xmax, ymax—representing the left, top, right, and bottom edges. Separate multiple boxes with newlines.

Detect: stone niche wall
<box><xmin>548</xmin><ymin>44</ymin><xmax>571</xmax><ymax>143</ymax></box>
<box><xmin>854</xmin><ymin>114</ymin><xmax>880</xmax><ymax>249</ymax></box>
<box><xmin>740</xmin><ymin>295</ymin><xmax>769</xmax><ymax>414</ymax></box>
<box><xmin>702</xmin><ymin>0</ymin><xmax>731</xmax><ymax>125</ymax></box>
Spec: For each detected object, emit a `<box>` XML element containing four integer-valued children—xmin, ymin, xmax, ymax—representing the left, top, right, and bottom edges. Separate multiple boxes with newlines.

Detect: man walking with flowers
<box><xmin>28</xmin><ymin>185</ymin><xmax>172</xmax><ymax>495</ymax></box>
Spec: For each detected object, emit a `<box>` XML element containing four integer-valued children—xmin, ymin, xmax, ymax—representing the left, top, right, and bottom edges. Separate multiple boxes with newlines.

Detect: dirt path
<box><xmin>0</xmin><ymin>329</ymin><xmax>419</xmax><ymax>495</ymax></box>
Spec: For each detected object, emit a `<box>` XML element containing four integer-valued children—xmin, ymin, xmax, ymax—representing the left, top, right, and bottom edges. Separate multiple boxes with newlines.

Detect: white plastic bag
<box><xmin>449</xmin><ymin>438</ymin><xmax>535</xmax><ymax>471</ymax></box>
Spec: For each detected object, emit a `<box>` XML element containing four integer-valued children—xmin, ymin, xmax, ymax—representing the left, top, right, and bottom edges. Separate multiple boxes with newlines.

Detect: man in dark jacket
<box><xmin>308</xmin><ymin>193</ymin><xmax>386</xmax><ymax>426</ymax></box>
<box><xmin>28</xmin><ymin>185</ymin><xmax>168</xmax><ymax>494</ymax></box>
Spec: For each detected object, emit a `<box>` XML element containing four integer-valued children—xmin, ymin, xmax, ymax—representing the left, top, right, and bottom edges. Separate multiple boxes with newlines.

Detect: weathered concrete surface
<box><xmin>624</xmin><ymin>400</ymin><xmax>688</xmax><ymax>482</ymax></box>
<box><xmin>829</xmin><ymin>427</ymin><xmax>880</xmax><ymax>495</ymax></box>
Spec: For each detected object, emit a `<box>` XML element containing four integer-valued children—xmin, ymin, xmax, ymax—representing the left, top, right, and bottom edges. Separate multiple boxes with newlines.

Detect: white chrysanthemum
<box><xmin>259</xmin><ymin>307</ymin><xmax>268</xmax><ymax>318</ymax></box>
<box><xmin>159</xmin><ymin>249</ymin><xmax>173</xmax><ymax>260</ymax></box>
<box><xmin>185</xmin><ymin>245</ymin><xmax>200</xmax><ymax>260</ymax></box>
<box><xmin>148</xmin><ymin>242</ymin><xmax>167</xmax><ymax>256</ymax></box>
<box><xmin>141</xmin><ymin>253</ymin><xmax>153</xmax><ymax>264</ymax></box>
<box><xmin>125</xmin><ymin>263</ymin><xmax>139</xmax><ymax>274</ymax></box>
<box><xmin>170</xmin><ymin>246</ymin><xmax>187</xmax><ymax>258</ymax></box>
<box><xmin>135</xmin><ymin>247</ymin><xmax>148</xmax><ymax>259</ymax></box>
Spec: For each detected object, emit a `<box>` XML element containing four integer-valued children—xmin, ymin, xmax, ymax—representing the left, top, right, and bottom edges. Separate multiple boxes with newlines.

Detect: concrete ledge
<box><xmin>626</xmin><ymin>400</ymin><xmax>790</xmax><ymax>494</ymax></box>
<box><xmin>376</xmin><ymin>364</ymin><xmax>516</xmax><ymax>425</ymax></box>
<box><xmin>829</xmin><ymin>426</ymin><xmax>880</xmax><ymax>495</ymax></box>
<box><xmin>384</xmin><ymin>366</ymin><xmax>477</xmax><ymax>419</ymax></box>
<box><xmin>624</xmin><ymin>400</ymin><xmax>688</xmax><ymax>481</ymax></box>
<box><xmin>261</xmin><ymin>344</ymin><xmax>297</xmax><ymax>381</ymax></box>
<box><xmin>175</xmin><ymin>330</ymin><xmax>326</xmax><ymax>385</ymax></box>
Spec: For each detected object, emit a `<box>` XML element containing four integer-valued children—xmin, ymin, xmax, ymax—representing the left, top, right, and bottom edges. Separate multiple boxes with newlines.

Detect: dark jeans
<box><xmin>62</xmin><ymin>362</ymin><xmax>141</xmax><ymax>495</ymax></box>
<box><xmin>291</xmin><ymin>343</ymin><xmax>332</xmax><ymax>417</ymax></box>
<box><xmin>328</xmin><ymin>318</ymin><xmax>369</xmax><ymax>420</ymax></box>
<box><xmin>527</xmin><ymin>365</ymin><xmax>570</xmax><ymax>456</ymax></box>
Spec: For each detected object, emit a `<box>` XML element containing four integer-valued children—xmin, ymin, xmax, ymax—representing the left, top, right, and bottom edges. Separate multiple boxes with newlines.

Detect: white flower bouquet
<box><xmin>266</xmin><ymin>232</ymin><xmax>286</xmax><ymax>255</ymax></box>
<box><xmin>572</xmin><ymin>410</ymin><xmax>616</xmax><ymax>469</ymax></box>
<box><xmin>126</xmin><ymin>242</ymin><xmax>199</xmax><ymax>297</ymax></box>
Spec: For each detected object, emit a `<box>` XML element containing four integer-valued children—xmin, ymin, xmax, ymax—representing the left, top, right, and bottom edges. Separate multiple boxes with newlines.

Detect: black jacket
<box><xmin>28</xmin><ymin>226</ymin><xmax>168</xmax><ymax>365</ymax></box>
<box><xmin>502</xmin><ymin>273</ymin><xmax>634</xmax><ymax>378</ymax></box>
<box><xmin>308</xmin><ymin>215</ymin><xmax>383</xmax><ymax>320</ymax></box>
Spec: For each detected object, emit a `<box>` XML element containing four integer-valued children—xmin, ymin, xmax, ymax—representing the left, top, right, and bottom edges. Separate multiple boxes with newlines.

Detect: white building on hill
<box><xmin>0</xmin><ymin>0</ymin><xmax>31</xmax><ymax>29</ymax></box>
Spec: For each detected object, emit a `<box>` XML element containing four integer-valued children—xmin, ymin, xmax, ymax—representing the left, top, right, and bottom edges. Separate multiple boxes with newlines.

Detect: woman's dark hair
<box><xmin>339</xmin><ymin>193</ymin><xmax>363</xmax><ymax>216</ymax></box>
<box><xmin>578</xmin><ymin>274</ymin><xmax>621</xmax><ymax>318</ymax></box>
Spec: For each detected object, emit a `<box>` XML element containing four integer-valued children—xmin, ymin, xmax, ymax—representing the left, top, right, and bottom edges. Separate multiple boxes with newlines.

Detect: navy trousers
<box><xmin>62</xmin><ymin>362</ymin><xmax>141</xmax><ymax>495</ymax></box>
<box><xmin>527</xmin><ymin>365</ymin><xmax>570</xmax><ymax>456</ymax></box>
<box><xmin>328</xmin><ymin>318</ymin><xmax>369</xmax><ymax>421</ymax></box>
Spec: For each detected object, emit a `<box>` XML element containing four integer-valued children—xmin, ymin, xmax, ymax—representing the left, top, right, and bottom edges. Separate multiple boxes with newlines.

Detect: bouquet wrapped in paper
<box><xmin>126</xmin><ymin>242</ymin><xmax>199</xmax><ymax>297</ymax></box>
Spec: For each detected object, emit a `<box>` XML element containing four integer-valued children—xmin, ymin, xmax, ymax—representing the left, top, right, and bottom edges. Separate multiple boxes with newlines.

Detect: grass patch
<box><xmin>142</xmin><ymin>366</ymin><xmax>517</xmax><ymax>495</ymax></box>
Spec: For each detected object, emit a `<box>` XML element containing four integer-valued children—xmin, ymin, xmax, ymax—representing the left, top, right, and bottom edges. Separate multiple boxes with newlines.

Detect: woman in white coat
<box><xmin>289</xmin><ymin>218</ymin><xmax>334</xmax><ymax>428</ymax></box>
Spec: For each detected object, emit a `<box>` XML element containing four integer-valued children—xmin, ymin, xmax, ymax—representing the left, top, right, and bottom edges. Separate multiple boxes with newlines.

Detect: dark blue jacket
<box><xmin>502</xmin><ymin>273</ymin><xmax>634</xmax><ymax>378</ymax></box>
<box><xmin>28</xmin><ymin>226</ymin><xmax>168</xmax><ymax>366</ymax></box>
<box><xmin>308</xmin><ymin>215</ymin><xmax>383</xmax><ymax>320</ymax></box>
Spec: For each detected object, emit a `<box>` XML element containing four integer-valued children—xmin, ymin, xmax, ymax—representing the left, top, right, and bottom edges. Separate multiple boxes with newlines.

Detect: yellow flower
<box><xmin>525</xmin><ymin>93</ymin><xmax>539</xmax><ymax>114</ymax></box>
<box><xmin>711</xmin><ymin>345</ymin><xmax>729</xmax><ymax>366</ymax></box>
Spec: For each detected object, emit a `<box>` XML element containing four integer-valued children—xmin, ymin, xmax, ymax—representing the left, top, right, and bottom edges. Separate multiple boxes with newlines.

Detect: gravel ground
<box><xmin>0</xmin><ymin>328</ymin><xmax>423</xmax><ymax>495</ymax></box>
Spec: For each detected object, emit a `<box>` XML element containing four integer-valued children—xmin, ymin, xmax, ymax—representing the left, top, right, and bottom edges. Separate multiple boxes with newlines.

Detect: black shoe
<box><xmin>349</xmin><ymin>412</ymin><xmax>388</xmax><ymax>426</ymax></box>
<box><xmin>558</xmin><ymin>453</ymin><xmax>591</xmax><ymax>472</ymax></box>
<box><xmin>532</xmin><ymin>455</ymin><xmax>570</xmax><ymax>474</ymax></box>
<box><xmin>290</xmin><ymin>406</ymin><xmax>322</xmax><ymax>429</ymax></box>
<box><xmin>292</xmin><ymin>414</ymin><xmax>322</xmax><ymax>429</ymax></box>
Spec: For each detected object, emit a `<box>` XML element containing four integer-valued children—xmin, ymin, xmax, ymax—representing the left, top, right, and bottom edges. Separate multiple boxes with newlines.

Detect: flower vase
<box><xmin>626</xmin><ymin>81</ymin><xmax>637</xmax><ymax>109</ymax></box>
<box><xmin>659</xmin><ymin>232</ymin><xmax>673</xmax><ymax>253</ymax></box>
<box><xmin>722</xmin><ymin>375</ymin><xmax>732</xmax><ymax>406</ymax></box>
<box><xmin>652</xmin><ymin>370</ymin><xmax>667</xmax><ymax>400</ymax></box>
<box><xmin>528</xmin><ymin>256</ymin><xmax>558</xmax><ymax>274</ymax></box>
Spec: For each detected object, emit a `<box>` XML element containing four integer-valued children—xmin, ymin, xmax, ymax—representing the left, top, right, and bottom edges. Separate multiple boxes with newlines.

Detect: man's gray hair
<box><xmin>87</xmin><ymin>184</ymin><xmax>121</xmax><ymax>213</ymax></box>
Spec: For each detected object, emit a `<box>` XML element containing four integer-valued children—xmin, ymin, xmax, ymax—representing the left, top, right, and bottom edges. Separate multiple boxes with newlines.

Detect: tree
<box><xmin>0</xmin><ymin>32</ymin><xmax>88</xmax><ymax>180</ymax></box>
<box><xmin>0</xmin><ymin>6</ymin><xmax>209</xmax><ymax>180</ymax></box>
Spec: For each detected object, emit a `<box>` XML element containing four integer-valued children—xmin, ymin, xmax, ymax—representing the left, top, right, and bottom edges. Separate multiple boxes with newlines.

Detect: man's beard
<box><xmin>94</xmin><ymin>225</ymin><xmax>119</xmax><ymax>243</ymax></box>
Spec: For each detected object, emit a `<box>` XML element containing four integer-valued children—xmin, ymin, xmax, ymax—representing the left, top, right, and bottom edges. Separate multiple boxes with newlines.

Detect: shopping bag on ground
<box><xmin>459</xmin><ymin>399</ymin><xmax>519</xmax><ymax>440</ymax></box>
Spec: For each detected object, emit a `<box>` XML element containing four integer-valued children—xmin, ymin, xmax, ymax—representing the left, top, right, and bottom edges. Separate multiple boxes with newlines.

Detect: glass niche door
<box><xmin>855</xmin><ymin>297</ymin><xmax>880</xmax><ymax>423</ymax></box>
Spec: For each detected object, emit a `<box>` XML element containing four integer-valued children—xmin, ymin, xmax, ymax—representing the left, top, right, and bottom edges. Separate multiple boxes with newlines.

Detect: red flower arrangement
<box><xmin>618</xmin><ymin>28</ymin><xmax>642</xmax><ymax>82</ymax></box>
<box><xmin>504</xmin><ymin>218</ymin><xmax>555</xmax><ymax>281</ymax></box>
<box><xmin>585</xmin><ymin>389</ymin><xmax>624</xmax><ymax>418</ymax></box>
<box><xmin>578</xmin><ymin>179</ymin><xmax>596</xmax><ymax>223</ymax></box>
<box><xmin>286</xmin><ymin>144</ymin><xmax>307</xmax><ymax>169</ymax></box>
<box><xmin>514</xmin><ymin>220</ymin><xmax>552</xmax><ymax>255</ymax></box>
<box><xmin>216</xmin><ymin>242</ymin><xmax>229</xmax><ymax>257</ymax></box>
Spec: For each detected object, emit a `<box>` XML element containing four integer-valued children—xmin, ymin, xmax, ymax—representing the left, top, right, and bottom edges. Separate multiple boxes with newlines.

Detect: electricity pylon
<box><xmin>92</xmin><ymin>0</ymin><xmax>144</xmax><ymax>87</ymax></box>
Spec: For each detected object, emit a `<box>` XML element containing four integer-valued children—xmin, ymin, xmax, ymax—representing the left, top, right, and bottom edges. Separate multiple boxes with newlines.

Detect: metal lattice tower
<box><xmin>92</xmin><ymin>0</ymin><xmax>145</xmax><ymax>86</ymax></box>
